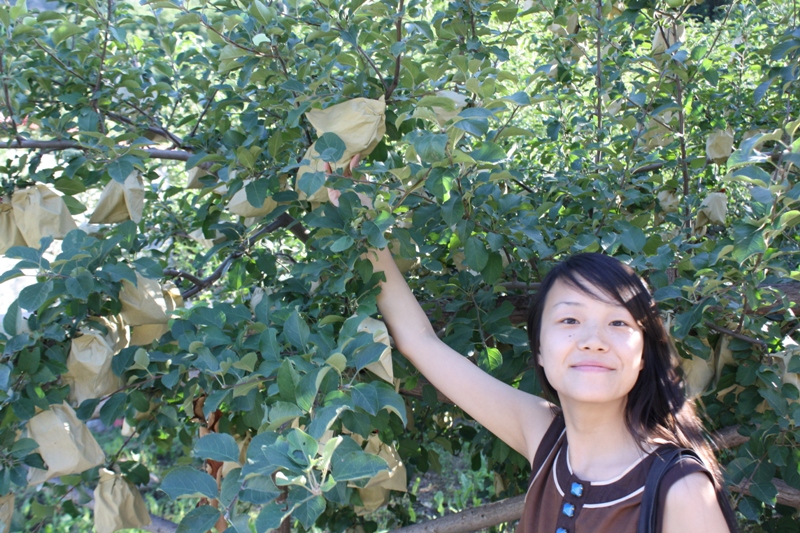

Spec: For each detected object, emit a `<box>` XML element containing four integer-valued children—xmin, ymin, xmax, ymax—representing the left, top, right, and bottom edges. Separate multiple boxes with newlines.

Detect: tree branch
<box><xmin>179</xmin><ymin>213</ymin><xmax>308</xmax><ymax>299</ymax></box>
<box><xmin>385</xmin><ymin>0</ymin><xmax>404</xmax><ymax>100</ymax></box>
<box><xmin>704</xmin><ymin>321</ymin><xmax>768</xmax><ymax>347</ymax></box>
<box><xmin>1</xmin><ymin>139</ymin><xmax>193</xmax><ymax>161</ymax></box>
<box><xmin>0</xmin><ymin>49</ymin><xmax>22</xmax><ymax>145</ymax></box>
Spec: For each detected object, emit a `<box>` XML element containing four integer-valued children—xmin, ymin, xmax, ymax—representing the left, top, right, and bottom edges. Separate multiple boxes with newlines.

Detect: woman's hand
<box><xmin>325</xmin><ymin>153</ymin><xmax>372</xmax><ymax>208</ymax></box>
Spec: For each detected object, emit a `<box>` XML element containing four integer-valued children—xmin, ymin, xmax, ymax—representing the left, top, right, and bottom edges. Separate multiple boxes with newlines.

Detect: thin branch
<box><xmin>164</xmin><ymin>268</ymin><xmax>205</xmax><ymax>286</ymax></box>
<box><xmin>384</xmin><ymin>0</ymin><xmax>404</xmax><ymax>100</ymax></box>
<box><xmin>1</xmin><ymin>139</ymin><xmax>193</xmax><ymax>161</ymax></box>
<box><xmin>180</xmin><ymin>213</ymin><xmax>307</xmax><ymax>299</ymax></box>
<box><xmin>704</xmin><ymin>321</ymin><xmax>768</xmax><ymax>347</ymax></box>
<box><xmin>189</xmin><ymin>89</ymin><xmax>218</xmax><ymax>138</ymax></box>
<box><xmin>0</xmin><ymin>49</ymin><xmax>22</xmax><ymax>145</ymax></box>
<box><xmin>594</xmin><ymin>0</ymin><xmax>602</xmax><ymax>165</ymax></box>
<box><xmin>32</xmin><ymin>39</ymin><xmax>88</xmax><ymax>82</ymax></box>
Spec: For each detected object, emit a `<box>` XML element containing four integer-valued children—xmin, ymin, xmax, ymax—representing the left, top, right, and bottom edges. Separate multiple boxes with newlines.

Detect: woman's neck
<box><xmin>560</xmin><ymin>400</ymin><xmax>650</xmax><ymax>482</ymax></box>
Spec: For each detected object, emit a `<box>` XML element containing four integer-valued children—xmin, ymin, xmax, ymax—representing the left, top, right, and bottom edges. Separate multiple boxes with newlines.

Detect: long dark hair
<box><xmin>527</xmin><ymin>253</ymin><xmax>737</xmax><ymax>528</ymax></box>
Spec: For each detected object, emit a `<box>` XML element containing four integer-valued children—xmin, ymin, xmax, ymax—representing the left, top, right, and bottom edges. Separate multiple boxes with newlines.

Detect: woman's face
<box><xmin>538</xmin><ymin>277</ymin><xmax>645</xmax><ymax>409</ymax></box>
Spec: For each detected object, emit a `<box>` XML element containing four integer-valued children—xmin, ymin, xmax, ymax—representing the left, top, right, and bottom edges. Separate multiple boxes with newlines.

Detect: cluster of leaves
<box><xmin>1</xmin><ymin>0</ymin><xmax>800</xmax><ymax>530</ymax></box>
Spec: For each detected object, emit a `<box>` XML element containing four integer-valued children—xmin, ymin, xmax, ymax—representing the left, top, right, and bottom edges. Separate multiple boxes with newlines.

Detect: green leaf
<box><xmin>315</xmin><ymin>133</ymin><xmax>346</xmax><ymax>163</ymax></box>
<box><xmin>330</xmin><ymin>235</ymin><xmax>354</xmax><ymax>252</ymax></box>
<box><xmin>3</xmin><ymin>301</ymin><xmax>20</xmax><ymax>337</ymax></box>
<box><xmin>10</xmin><ymin>0</ymin><xmax>26</xmax><ymax>19</ymax></box>
<box><xmin>374</xmin><ymin>383</ymin><xmax>407</xmax><ymax>426</ymax></box>
<box><xmin>175</xmin><ymin>505</ymin><xmax>221</xmax><ymax>533</ymax></box>
<box><xmin>256</xmin><ymin>501</ymin><xmax>292</xmax><ymax>531</ymax></box>
<box><xmin>298</xmin><ymin>171</ymin><xmax>325</xmax><ymax>199</ymax></box>
<box><xmin>18</xmin><ymin>281</ymin><xmax>53</xmax><ymax>312</ymax></box>
<box><xmin>470</xmin><ymin>141</ymin><xmax>506</xmax><ymax>162</ymax></box>
<box><xmin>502</xmin><ymin>91</ymin><xmax>530</xmax><ymax>106</ymax></box>
<box><xmin>107</xmin><ymin>159</ymin><xmax>135</xmax><ymax>183</ymax></box>
<box><xmin>331</xmin><ymin>450</ymin><xmax>388</xmax><ymax>482</ymax></box>
<box><xmin>464</xmin><ymin>237</ymin><xmax>489</xmax><ymax>271</ymax></box>
<box><xmin>245</xmin><ymin>179</ymin><xmax>269</xmax><ymax>209</ymax></box>
<box><xmin>411</xmin><ymin>131</ymin><xmax>448</xmax><ymax>163</ymax></box>
<box><xmin>296</xmin><ymin>367</ymin><xmax>330</xmax><ymax>412</ymax></box>
<box><xmin>293</xmin><ymin>495</ymin><xmax>326</xmax><ymax>529</ymax></box>
<box><xmin>52</xmin><ymin>22</ymin><xmax>85</xmax><ymax>46</ymax></box>
<box><xmin>10</xmin><ymin>438</ymin><xmax>38</xmax><ymax>459</ymax></box>
<box><xmin>237</xmin><ymin>146</ymin><xmax>256</xmax><ymax>169</ymax></box>
<box><xmin>479</xmin><ymin>347</ymin><xmax>503</xmax><ymax>371</ymax></box>
<box><xmin>65</xmin><ymin>270</ymin><xmax>94</xmax><ymax>300</ymax></box>
<box><xmin>284</xmin><ymin>310</ymin><xmax>310</xmax><ymax>350</ymax></box>
<box><xmin>160</xmin><ymin>466</ymin><xmax>219</xmax><ymax>500</ymax></box>
<box><xmin>351</xmin><ymin>382</ymin><xmax>379</xmax><ymax>415</ymax></box>
<box><xmin>99</xmin><ymin>393</ymin><xmax>127</xmax><ymax>427</ymax></box>
<box><xmin>749</xmin><ymin>479</ymin><xmax>777</xmax><ymax>505</ymax></box>
<box><xmin>353</xmin><ymin>342</ymin><xmax>387</xmax><ymax>372</ymax></box>
<box><xmin>193</xmin><ymin>433</ymin><xmax>241</xmax><ymax>463</ymax></box>
<box><xmin>418</xmin><ymin>95</ymin><xmax>457</xmax><ymax>110</ymax></box>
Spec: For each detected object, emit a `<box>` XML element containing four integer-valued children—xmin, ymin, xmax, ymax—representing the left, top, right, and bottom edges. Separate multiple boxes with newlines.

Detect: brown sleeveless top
<box><xmin>516</xmin><ymin>416</ymin><xmax>707</xmax><ymax>533</ymax></box>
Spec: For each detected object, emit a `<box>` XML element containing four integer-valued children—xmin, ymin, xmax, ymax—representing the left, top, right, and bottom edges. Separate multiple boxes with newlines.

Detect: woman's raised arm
<box><xmin>328</xmin><ymin>156</ymin><xmax>554</xmax><ymax>462</ymax></box>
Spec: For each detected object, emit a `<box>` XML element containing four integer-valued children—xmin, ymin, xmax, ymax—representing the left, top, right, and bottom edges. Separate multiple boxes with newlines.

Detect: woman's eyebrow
<box><xmin>552</xmin><ymin>301</ymin><xmax>583</xmax><ymax>308</ymax></box>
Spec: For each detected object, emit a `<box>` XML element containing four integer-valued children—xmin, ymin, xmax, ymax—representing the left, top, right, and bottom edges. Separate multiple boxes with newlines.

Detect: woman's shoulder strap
<box><xmin>526</xmin><ymin>413</ymin><xmax>565</xmax><ymax>488</ymax></box>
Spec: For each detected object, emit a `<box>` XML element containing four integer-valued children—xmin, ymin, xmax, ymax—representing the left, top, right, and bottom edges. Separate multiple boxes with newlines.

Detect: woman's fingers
<box><xmin>325</xmin><ymin>153</ymin><xmax>362</xmax><ymax>206</ymax></box>
<box><xmin>328</xmin><ymin>188</ymin><xmax>342</xmax><ymax>207</ymax></box>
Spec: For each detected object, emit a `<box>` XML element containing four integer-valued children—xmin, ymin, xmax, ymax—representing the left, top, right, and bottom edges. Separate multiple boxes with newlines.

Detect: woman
<box><xmin>327</xmin><ymin>158</ymin><xmax>736</xmax><ymax>533</ymax></box>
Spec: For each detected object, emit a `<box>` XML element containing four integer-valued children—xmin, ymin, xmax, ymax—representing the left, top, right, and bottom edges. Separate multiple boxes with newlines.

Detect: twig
<box><xmin>0</xmin><ymin>49</ymin><xmax>22</xmax><ymax>145</ymax></box>
<box><xmin>594</xmin><ymin>0</ymin><xmax>602</xmax><ymax>165</ymax></box>
<box><xmin>32</xmin><ymin>39</ymin><xmax>88</xmax><ymax>82</ymax></box>
<box><xmin>164</xmin><ymin>268</ymin><xmax>205</xmax><ymax>286</ymax></box>
<box><xmin>180</xmin><ymin>213</ymin><xmax>308</xmax><ymax>299</ymax></box>
<box><xmin>1</xmin><ymin>139</ymin><xmax>193</xmax><ymax>161</ymax></box>
<box><xmin>704</xmin><ymin>321</ymin><xmax>768</xmax><ymax>347</ymax></box>
<box><xmin>384</xmin><ymin>0</ymin><xmax>404</xmax><ymax>100</ymax></box>
<box><xmin>189</xmin><ymin>89</ymin><xmax>218</xmax><ymax>138</ymax></box>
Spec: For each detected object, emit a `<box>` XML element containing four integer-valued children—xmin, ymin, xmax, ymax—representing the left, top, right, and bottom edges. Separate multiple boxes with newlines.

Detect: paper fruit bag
<box><xmin>354</xmin><ymin>434</ymin><xmax>406</xmax><ymax>514</ymax></box>
<box><xmin>357</xmin><ymin>317</ymin><xmax>394</xmax><ymax>383</ymax></box>
<box><xmin>0</xmin><ymin>493</ymin><xmax>13</xmax><ymax>533</ymax></box>
<box><xmin>119</xmin><ymin>272</ymin><xmax>168</xmax><ymax>327</ymax></box>
<box><xmin>129</xmin><ymin>282</ymin><xmax>183</xmax><ymax>346</ymax></box>
<box><xmin>0</xmin><ymin>196</ymin><xmax>25</xmax><ymax>255</ymax></box>
<box><xmin>296</xmin><ymin>97</ymin><xmax>386</xmax><ymax>203</ymax></box>
<box><xmin>11</xmin><ymin>183</ymin><xmax>78</xmax><ymax>248</ymax></box>
<box><xmin>89</xmin><ymin>171</ymin><xmax>145</xmax><ymax>224</ymax></box>
<box><xmin>64</xmin><ymin>331</ymin><xmax>123</xmax><ymax>405</ymax></box>
<box><xmin>94</xmin><ymin>469</ymin><xmax>151</xmax><ymax>533</ymax></box>
<box><xmin>26</xmin><ymin>402</ymin><xmax>105</xmax><ymax>486</ymax></box>
<box><xmin>227</xmin><ymin>180</ymin><xmax>278</xmax><ymax>217</ymax></box>
<box><xmin>88</xmin><ymin>315</ymin><xmax>130</xmax><ymax>354</ymax></box>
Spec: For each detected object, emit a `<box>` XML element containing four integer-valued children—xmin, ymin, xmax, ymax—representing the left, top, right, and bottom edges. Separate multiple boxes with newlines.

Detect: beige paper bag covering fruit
<box><xmin>695</xmin><ymin>192</ymin><xmax>727</xmax><ymax>235</ymax></box>
<box><xmin>296</xmin><ymin>97</ymin><xmax>386</xmax><ymax>204</ymax></box>
<box><xmin>25</xmin><ymin>402</ymin><xmax>105</xmax><ymax>486</ymax></box>
<box><xmin>11</xmin><ymin>183</ymin><xmax>78</xmax><ymax>248</ymax></box>
<box><xmin>0</xmin><ymin>196</ymin><xmax>26</xmax><ymax>254</ymax></box>
<box><xmin>120</xmin><ymin>272</ymin><xmax>169</xmax><ymax>327</ymax></box>
<box><xmin>354</xmin><ymin>434</ymin><xmax>406</xmax><ymax>514</ymax></box>
<box><xmin>129</xmin><ymin>282</ymin><xmax>183</xmax><ymax>346</ymax></box>
<box><xmin>89</xmin><ymin>171</ymin><xmax>145</xmax><ymax>224</ymax></box>
<box><xmin>357</xmin><ymin>317</ymin><xmax>393</xmax><ymax>383</ymax></box>
<box><xmin>89</xmin><ymin>315</ymin><xmax>130</xmax><ymax>354</ymax></box>
<box><xmin>227</xmin><ymin>179</ymin><xmax>278</xmax><ymax>217</ymax></box>
<box><xmin>0</xmin><ymin>493</ymin><xmax>13</xmax><ymax>533</ymax></box>
<box><xmin>64</xmin><ymin>331</ymin><xmax>123</xmax><ymax>405</ymax></box>
<box><xmin>94</xmin><ymin>468</ymin><xmax>151</xmax><ymax>533</ymax></box>
<box><xmin>706</xmin><ymin>129</ymin><xmax>735</xmax><ymax>164</ymax></box>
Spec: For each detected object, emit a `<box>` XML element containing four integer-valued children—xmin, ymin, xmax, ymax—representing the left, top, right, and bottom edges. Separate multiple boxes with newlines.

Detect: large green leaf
<box><xmin>160</xmin><ymin>467</ymin><xmax>219</xmax><ymax>500</ymax></box>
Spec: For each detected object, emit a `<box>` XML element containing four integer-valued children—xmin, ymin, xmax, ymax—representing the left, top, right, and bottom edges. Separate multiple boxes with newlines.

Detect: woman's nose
<box><xmin>578</xmin><ymin>324</ymin><xmax>609</xmax><ymax>351</ymax></box>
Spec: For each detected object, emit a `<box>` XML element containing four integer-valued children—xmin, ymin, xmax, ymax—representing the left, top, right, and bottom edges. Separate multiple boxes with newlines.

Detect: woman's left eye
<box><xmin>610</xmin><ymin>320</ymin><xmax>628</xmax><ymax>327</ymax></box>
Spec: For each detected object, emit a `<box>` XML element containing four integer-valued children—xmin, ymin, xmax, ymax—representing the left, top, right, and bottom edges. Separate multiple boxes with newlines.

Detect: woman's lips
<box><xmin>571</xmin><ymin>362</ymin><xmax>613</xmax><ymax>372</ymax></box>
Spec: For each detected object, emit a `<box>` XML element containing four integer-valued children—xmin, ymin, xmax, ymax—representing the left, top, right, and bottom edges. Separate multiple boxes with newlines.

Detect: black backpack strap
<box><xmin>637</xmin><ymin>447</ymin><xmax>705</xmax><ymax>533</ymax></box>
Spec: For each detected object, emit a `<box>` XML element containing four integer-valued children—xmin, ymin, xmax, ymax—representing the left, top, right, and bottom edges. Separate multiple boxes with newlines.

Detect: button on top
<box><xmin>556</xmin><ymin>528</ymin><xmax>568</xmax><ymax>533</ymax></box>
<box><xmin>570</xmin><ymin>482</ymin><xmax>584</xmax><ymax>497</ymax></box>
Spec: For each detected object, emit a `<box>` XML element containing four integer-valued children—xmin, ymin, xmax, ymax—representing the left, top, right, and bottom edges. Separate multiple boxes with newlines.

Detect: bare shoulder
<box><xmin>662</xmin><ymin>472</ymin><xmax>730</xmax><ymax>533</ymax></box>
